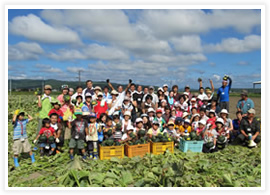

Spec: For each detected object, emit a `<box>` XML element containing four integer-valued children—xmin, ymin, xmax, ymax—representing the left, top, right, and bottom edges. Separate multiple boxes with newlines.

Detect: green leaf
<box><xmin>103</xmin><ymin>178</ymin><xmax>114</xmax><ymax>187</ymax></box>
<box><xmin>121</xmin><ymin>170</ymin><xmax>133</xmax><ymax>185</ymax></box>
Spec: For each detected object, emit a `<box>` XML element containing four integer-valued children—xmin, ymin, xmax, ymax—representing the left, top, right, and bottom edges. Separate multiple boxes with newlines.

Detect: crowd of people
<box><xmin>11</xmin><ymin>76</ymin><xmax>261</xmax><ymax>167</ymax></box>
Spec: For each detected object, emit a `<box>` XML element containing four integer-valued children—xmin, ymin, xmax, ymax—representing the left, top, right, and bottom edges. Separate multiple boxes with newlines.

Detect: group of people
<box><xmin>11</xmin><ymin>76</ymin><xmax>261</xmax><ymax>167</ymax></box>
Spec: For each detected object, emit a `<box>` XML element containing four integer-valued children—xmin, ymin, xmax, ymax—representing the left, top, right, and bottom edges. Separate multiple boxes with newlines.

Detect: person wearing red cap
<box><xmin>153</xmin><ymin>108</ymin><xmax>166</xmax><ymax>132</ymax></box>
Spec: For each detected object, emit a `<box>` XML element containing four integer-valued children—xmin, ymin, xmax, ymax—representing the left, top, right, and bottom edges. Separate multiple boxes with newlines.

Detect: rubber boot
<box><xmin>89</xmin><ymin>152</ymin><xmax>93</xmax><ymax>159</ymax></box>
<box><xmin>82</xmin><ymin>154</ymin><xmax>87</xmax><ymax>160</ymax></box>
<box><xmin>14</xmin><ymin>157</ymin><xmax>19</xmax><ymax>167</ymax></box>
<box><xmin>30</xmin><ymin>154</ymin><xmax>35</xmax><ymax>163</ymax></box>
<box><xmin>93</xmin><ymin>152</ymin><xmax>98</xmax><ymax>160</ymax></box>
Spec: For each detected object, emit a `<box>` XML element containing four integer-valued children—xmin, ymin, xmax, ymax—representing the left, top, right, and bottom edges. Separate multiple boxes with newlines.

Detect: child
<box><xmin>121</xmin><ymin>125</ymin><xmax>136</xmax><ymax>143</ymax></box>
<box><xmin>12</xmin><ymin>110</ymin><xmax>35</xmax><ymax>167</ymax></box>
<box><xmin>60</xmin><ymin>95</ymin><xmax>74</xmax><ymax>141</ymax></box>
<box><xmin>73</xmin><ymin>95</ymin><xmax>84</xmax><ymax>110</ymax></box>
<box><xmin>103</xmin><ymin>116</ymin><xmax>114</xmax><ymax>140</ymax></box>
<box><xmin>170</xmin><ymin>108</ymin><xmax>177</xmax><ymax>122</ymax></box>
<box><xmin>179</xmin><ymin>95</ymin><xmax>188</xmax><ymax>112</ymax></box>
<box><xmin>49</xmin><ymin>113</ymin><xmax>64</xmax><ymax>153</ymax></box>
<box><xmin>86</xmin><ymin>113</ymin><xmax>99</xmax><ymax>160</ymax></box>
<box><xmin>167</xmin><ymin>91</ymin><xmax>175</xmax><ymax>109</ymax></box>
<box><xmin>207</xmin><ymin>109</ymin><xmax>217</xmax><ymax>130</ymax></box>
<box><xmin>34</xmin><ymin>118</ymin><xmax>57</xmax><ymax>157</ymax></box>
<box><xmin>114</xmin><ymin>123</ymin><xmax>123</xmax><ymax>142</ymax></box>
<box><xmin>214</xmin><ymin>118</ymin><xmax>229</xmax><ymax>150</ymax></box>
<box><xmin>220</xmin><ymin>109</ymin><xmax>233</xmax><ymax>136</ymax></box>
<box><xmin>141</xmin><ymin>113</ymin><xmax>151</xmax><ymax>131</ymax></box>
<box><xmin>179</xmin><ymin>119</ymin><xmax>192</xmax><ymax>136</ymax></box>
<box><xmin>147</xmin><ymin>121</ymin><xmax>161</xmax><ymax>138</ymax></box>
<box><xmin>174</xmin><ymin>103</ymin><xmax>183</xmax><ymax>118</ymax></box>
<box><xmin>162</xmin><ymin>106</ymin><xmax>171</xmax><ymax>123</ymax></box>
<box><xmin>68</xmin><ymin>108</ymin><xmax>89</xmax><ymax>160</ymax></box>
<box><xmin>93</xmin><ymin>92</ymin><xmax>108</xmax><ymax>119</ymax></box>
<box><xmin>83</xmin><ymin>92</ymin><xmax>92</xmax><ymax>113</ymax></box>
<box><xmin>196</xmin><ymin>119</ymin><xmax>206</xmax><ymax>135</ymax></box>
<box><xmin>163</xmin><ymin>120</ymin><xmax>180</xmax><ymax>142</ymax></box>
<box><xmin>134</xmin><ymin>118</ymin><xmax>145</xmax><ymax>134</ymax></box>
<box><xmin>191</xmin><ymin>113</ymin><xmax>200</xmax><ymax>131</ymax></box>
<box><xmin>160</xmin><ymin>99</ymin><xmax>167</xmax><ymax>114</ymax></box>
<box><xmin>121</xmin><ymin>96</ymin><xmax>134</xmax><ymax>116</ymax></box>
<box><xmin>202</xmin><ymin>122</ymin><xmax>218</xmax><ymax>153</ymax></box>
<box><xmin>112</xmin><ymin>112</ymin><xmax>121</xmax><ymax>126</ymax></box>
<box><xmin>147</xmin><ymin>108</ymin><xmax>156</xmax><ymax>123</ymax></box>
<box><xmin>154</xmin><ymin>109</ymin><xmax>166</xmax><ymax>132</ymax></box>
<box><xmin>121</xmin><ymin>111</ymin><xmax>132</xmax><ymax>133</ymax></box>
<box><xmin>97</xmin><ymin>113</ymin><xmax>107</xmax><ymax>143</ymax></box>
<box><xmin>187</xmin><ymin>98</ymin><xmax>198</xmax><ymax>113</ymax></box>
<box><xmin>48</xmin><ymin>100</ymin><xmax>63</xmax><ymax>123</ymax></box>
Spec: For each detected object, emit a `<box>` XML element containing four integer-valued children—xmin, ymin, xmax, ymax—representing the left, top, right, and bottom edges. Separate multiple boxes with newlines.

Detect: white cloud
<box><xmin>48</xmin><ymin>49</ymin><xmax>86</xmax><ymax>61</ymax></box>
<box><xmin>67</xmin><ymin>67</ymin><xmax>86</xmax><ymax>73</ymax></box>
<box><xmin>170</xmin><ymin>35</ymin><xmax>202</xmax><ymax>53</ymax></box>
<box><xmin>204</xmin><ymin>35</ymin><xmax>261</xmax><ymax>53</ymax></box>
<box><xmin>34</xmin><ymin>64</ymin><xmax>62</xmax><ymax>73</ymax></box>
<box><xmin>9</xmin><ymin>14</ymin><xmax>81</xmax><ymax>44</ymax></box>
<box><xmin>9</xmin><ymin>42</ymin><xmax>44</xmax><ymax>61</ymax></box>
<box><xmin>209</xmin><ymin>62</ymin><xmax>216</xmax><ymax>67</ymax></box>
<box><xmin>213</xmin><ymin>74</ymin><xmax>221</xmax><ymax>81</ymax></box>
<box><xmin>237</xmin><ymin>61</ymin><xmax>249</xmax><ymax>66</ymax></box>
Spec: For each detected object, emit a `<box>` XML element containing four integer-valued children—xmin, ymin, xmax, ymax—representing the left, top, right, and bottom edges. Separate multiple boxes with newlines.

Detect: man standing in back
<box><xmin>217</xmin><ymin>75</ymin><xmax>232</xmax><ymax>112</ymax></box>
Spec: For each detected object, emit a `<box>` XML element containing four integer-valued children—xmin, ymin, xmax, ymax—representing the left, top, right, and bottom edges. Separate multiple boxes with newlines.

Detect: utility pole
<box><xmin>78</xmin><ymin>70</ymin><xmax>82</xmax><ymax>85</ymax></box>
<box><xmin>9</xmin><ymin>79</ymin><xmax>12</xmax><ymax>96</ymax></box>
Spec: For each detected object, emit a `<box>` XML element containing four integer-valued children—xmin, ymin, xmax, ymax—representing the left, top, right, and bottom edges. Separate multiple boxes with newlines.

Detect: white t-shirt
<box><xmin>197</xmin><ymin>93</ymin><xmax>208</xmax><ymax>101</ymax></box>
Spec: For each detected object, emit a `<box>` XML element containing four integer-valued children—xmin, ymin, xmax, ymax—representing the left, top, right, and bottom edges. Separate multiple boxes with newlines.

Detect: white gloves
<box><xmin>55</xmin><ymin>138</ymin><xmax>60</xmax><ymax>143</ymax></box>
<box><xmin>86</xmin><ymin>135</ymin><xmax>91</xmax><ymax>141</ymax></box>
<box><xmin>210</xmin><ymin>145</ymin><xmax>216</xmax><ymax>150</ymax></box>
<box><xmin>68</xmin><ymin>116</ymin><xmax>73</xmax><ymax>122</ymax></box>
<box><xmin>33</xmin><ymin>140</ymin><xmax>37</xmax><ymax>144</ymax></box>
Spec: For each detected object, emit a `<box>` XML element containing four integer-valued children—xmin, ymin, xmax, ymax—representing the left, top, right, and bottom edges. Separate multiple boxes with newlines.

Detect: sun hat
<box><xmin>158</xmin><ymin>87</ymin><xmax>164</xmax><ymax>92</ymax></box>
<box><xmin>127</xmin><ymin>125</ymin><xmax>135</xmax><ymax>131</ymax></box>
<box><xmin>163</xmin><ymin>84</ymin><xmax>168</xmax><ymax>88</ymax></box>
<box><xmin>191</xmin><ymin>98</ymin><xmax>197</xmax><ymax>102</ymax></box>
<box><xmin>209</xmin><ymin>109</ymin><xmax>216</xmax><ymax>115</ymax></box>
<box><xmin>193</xmin><ymin>113</ymin><xmax>200</xmax><ymax>118</ymax></box>
<box><xmin>182</xmin><ymin>112</ymin><xmax>189</xmax><ymax>118</ymax></box>
<box><xmin>167</xmin><ymin>120</ymin><xmax>175</xmax><ymax>126</ymax></box>
<box><xmin>183</xmin><ymin>92</ymin><xmax>189</xmax><ymax>96</ymax></box>
<box><xmin>97</xmin><ymin>92</ymin><xmax>103</xmax><ymax>97</ymax></box>
<box><xmin>152</xmin><ymin>120</ymin><xmax>159</xmax><ymax>125</ymax></box>
<box><xmin>185</xmin><ymin>85</ymin><xmax>190</xmax><ymax>89</ymax></box>
<box><xmin>141</xmin><ymin>113</ymin><xmax>148</xmax><ymax>118</ymax></box>
<box><xmin>174</xmin><ymin>102</ymin><xmax>180</xmax><ymax>107</ymax></box>
<box><xmin>69</xmin><ymin>88</ymin><xmax>74</xmax><ymax>92</ymax></box>
<box><xmin>161</xmin><ymin>99</ymin><xmax>167</xmax><ymax>103</ymax></box>
<box><xmin>247</xmin><ymin>108</ymin><xmax>256</xmax><ymax>114</ymax></box>
<box><xmin>51</xmin><ymin>99</ymin><xmax>61</xmax><ymax>105</ymax></box>
<box><xmin>94</xmin><ymin>86</ymin><xmax>102</xmax><ymax>91</ymax></box>
<box><xmin>124</xmin><ymin>110</ymin><xmax>131</xmax><ymax>117</ymax></box>
<box><xmin>198</xmin><ymin>120</ymin><xmax>206</xmax><ymax>126</ymax></box>
<box><xmin>149</xmin><ymin>86</ymin><xmax>154</xmax><ymax>90</ymax></box>
<box><xmin>241</xmin><ymin>90</ymin><xmax>248</xmax><ymax>96</ymax></box>
<box><xmin>113</xmin><ymin>111</ymin><xmax>119</xmax><ymax>116</ymax></box>
<box><xmin>147</xmin><ymin>108</ymin><xmax>155</xmax><ymax>113</ymax></box>
<box><xmin>220</xmin><ymin>109</ymin><xmax>229</xmax><ymax>115</ymax></box>
<box><xmin>124</xmin><ymin>96</ymin><xmax>131</xmax><ymax>101</ymax></box>
<box><xmin>215</xmin><ymin>118</ymin><xmax>224</xmax><ymax>125</ymax></box>
<box><xmin>44</xmin><ymin>85</ymin><xmax>52</xmax><ymax>90</ymax></box>
<box><xmin>111</xmin><ymin>90</ymin><xmax>119</xmax><ymax>95</ymax></box>
<box><xmin>135</xmin><ymin>118</ymin><xmax>143</xmax><ymax>123</ymax></box>
<box><xmin>184</xmin><ymin>119</ymin><xmax>190</xmax><ymax>124</ymax></box>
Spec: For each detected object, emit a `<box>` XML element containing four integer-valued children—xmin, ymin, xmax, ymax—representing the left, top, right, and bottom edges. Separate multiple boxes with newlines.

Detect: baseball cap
<box><xmin>163</xmin><ymin>84</ymin><xmax>168</xmax><ymax>88</ymax></box>
<box><xmin>220</xmin><ymin>109</ymin><xmax>229</xmax><ymax>115</ymax></box>
<box><xmin>135</xmin><ymin>118</ymin><xmax>143</xmax><ymax>123</ymax></box>
<box><xmin>89</xmin><ymin>113</ymin><xmax>97</xmax><ymax>118</ymax></box>
<box><xmin>124</xmin><ymin>96</ymin><xmax>131</xmax><ymax>101</ymax></box>
<box><xmin>183</xmin><ymin>92</ymin><xmax>189</xmax><ymax>96</ymax></box>
<box><xmin>149</xmin><ymin>86</ymin><xmax>154</xmax><ymax>90</ymax></box>
<box><xmin>198</xmin><ymin>120</ymin><xmax>206</xmax><ymax>126</ymax></box>
<box><xmin>124</xmin><ymin>110</ymin><xmax>131</xmax><ymax>117</ymax></box>
<box><xmin>153</xmin><ymin>120</ymin><xmax>159</xmax><ymax>125</ymax></box>
<box><xmin>191</xmin><ymin>98</ymin><xmax>197</xmax><ymax>102</ymax></box>
<box><xmin>69</xmin><ymin>88</ymin><xmax>74</xmax><ymax>92</ymax></box>
<box><xmin>85</xmin><ymin>92</ymin><xmax>92</xmax><ymax>97</ymax></box>
<box><xmin>61</xmin><ymin>84</ymin><xmax>69</xmax><ymax>90</ymax></box>
<box><xmin>248</xmin><ymin>108</ymin><xmax>256</xmax><ymax>114</ymax></box>
<box><xmin>156</xmin><ymin>108</ymin><xmax>163</xmax><ymax>113</ymax></box>
<box><xmin>185</xmin><ymin>85</ymin><xmax>190</xmax><ymax>89</ymax></box>
<box><xmin>44</xmin><ymin>85</ymin><xmax>52</xmax><ymax>90</ymax></box>
<box><xmin>184</xmin><ymin>119</ymin><xmax>190</xmax><ymax>124</ymax></box>
<box><xmin>141</xmin><ymin>113</ymin><xmax>148</xmax><ymax>118</ymax></box>
<box><xmin>111</xmin><ymin>90</ymin><xmax>119</xmax><ymax>95</ymax></box>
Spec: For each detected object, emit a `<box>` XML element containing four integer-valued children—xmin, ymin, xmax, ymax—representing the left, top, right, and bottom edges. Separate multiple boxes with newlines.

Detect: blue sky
<box><xmin>8</xmin><ymin>9</ymin><xmax>261</xmax><ymax>89</ymax></box>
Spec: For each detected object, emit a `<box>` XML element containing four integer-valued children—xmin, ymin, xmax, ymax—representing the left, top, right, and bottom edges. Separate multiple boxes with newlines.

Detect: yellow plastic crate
<box><xmin>124</xmin><ymin>143</ymin><xmax>150</xmax><ymax>158</ymax></box>
<box><xmin>150</xmin><ymin>141</ymin><xmax>174</xmax><ymax>155</ymax></box>
<box><xmin>99</xmin><ymin>144</ymin><xmax>124</xmax><ymax>160</ymax></box>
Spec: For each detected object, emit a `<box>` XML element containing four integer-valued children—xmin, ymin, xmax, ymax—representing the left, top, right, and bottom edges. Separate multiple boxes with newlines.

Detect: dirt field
<box><xmin>229</xmin><ymin>96</ymin><xmax>261</xmax><ymax>119</ymax></box>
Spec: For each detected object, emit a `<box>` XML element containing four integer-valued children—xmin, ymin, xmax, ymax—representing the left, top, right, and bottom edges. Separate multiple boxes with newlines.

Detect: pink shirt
<box><xmin>57</xmin><ymin>94</ymin><xmax>64</xmax><ymax>105</ymax></box>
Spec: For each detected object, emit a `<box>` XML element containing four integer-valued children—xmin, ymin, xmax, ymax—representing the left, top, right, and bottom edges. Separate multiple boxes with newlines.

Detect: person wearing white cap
<box><xmin>163</xmin><ymin>84</ymin><xmax>169</xmax><ymax>96</ymax></box>
<box><xmin>206</xmin><ymin>109</ymin><xmax>217</xmax><ymax>129</ymax></box>
<box><xmin>187</xmin><ymin>97</ymin><xmax>198</xmax><ymax>113</ymax></box>
<box><xmin>134</xmin><ymin>118</ymin><xmax>145</xmax><ymax>134</ymax></box>
<box><xmin>196</xmin><ymin>119</ymin><xmax>207</xmax><ymax>135</ymax></box>
<box><xmin>191</xmin><ymin>113</ymin><xmax>200</xmax><ymax>131</ymax></box>
<box><xmin>163</xmin><ymin>120</ymin><xmax>180</xmax><ymax>142</ymax></box>
<box><xmin>121</xmin><ymin>96</ymin><xmax>134</xmax><ymax>118</ymax></box>
<box><xmin>121</xmin><ymin>110</ymin><xmax>132</xmax><ymax>133</ymax></box>
<box><xmin>147</xmin><ymin>107</ymin><xmax>156</xmax><ymax>123</ymax></box>
<box><xmin>174</xmin><ymin>102</ymin><xmax>183</xmax><ymax>118</ymax></box>
<box><xmin>179</xmin><ymin>95</ymin><xmax>189</xmax><ymax>112</ymax></box>
<box><xmin>108</xmin><ymin>90</ymin><xmax>119</xmax><ymax>110</ymax></box>
<box><xmin>159</xmin><ymin>99</ymin><xmax>167</xmax><ymax>114</ymax></box>
<box><xmin>83</xmin><ymin>92</ymin><xmax>92</xmax><ymax>113</ymax></box>
<box><xmin>179</xmin><ymin>119</ymin><xmax>192</xmax><ymax>136</ymax></box>
<box><xmin>197</xmin><ymin>79</ymin><xmax>208</xmax><ymax>103</ymax></box>
<box><xmin>68</xmin><ymin>88</ymin><xmax>74</xmax><ymax>97</ymax></box>
<box><xmin>236</xmin><ymin>108</ymin><xmax>260</xmax><ymax>146</ymax></box>
<box><xmin>154</xmin><ymin>109</ymin><xmax>166</xmax><ymax>132</ymax></box>
<box><xmin>121</xmin><ymin>124</ymin><xmax>136</xmax><ymax>142</ymax></box>
<box><xmin>219</xmin><ymin>109</ymin><xmax>233</xmax><ymax>133</ymax></box>
<box><xmin>214</xmin><ymin>118</ymin><xmax>230</xmax><ymax>150</ymax></box>
<box><xmin>202</xmin><ymin>121</ymin><xmax>218</xmax><ymax>153</ymax></box>
<box><xmin>147</xmin><ymin>120</ymin><xmax>161</xmax><ymax>138</ymax></box>
<box><xmin>93</xmin><ymin>92</ymin><xmax>108</xmax><ymax>119</ymax></box>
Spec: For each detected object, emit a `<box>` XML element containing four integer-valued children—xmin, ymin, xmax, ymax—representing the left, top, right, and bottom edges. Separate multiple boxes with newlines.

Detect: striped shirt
<box><xmin>13</xmin><ymin>119</ymin><xmax>29</xmax><ymax>140</ymax></box>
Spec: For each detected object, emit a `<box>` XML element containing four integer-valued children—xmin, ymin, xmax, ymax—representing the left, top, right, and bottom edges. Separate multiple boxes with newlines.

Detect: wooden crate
<box><xmin>99</xmin><ymin>144</ymin><xmax>124</xmax><ymax>160</ymax></box>
<box><xmin>124</xmin><ymin>143</ymin><xmax>150</xmax><ymax>158</ymax></box>
<box><xmin>150</xmin><ymin>141</ymin><xmax>174</xmax><ymax>155</ymax></box>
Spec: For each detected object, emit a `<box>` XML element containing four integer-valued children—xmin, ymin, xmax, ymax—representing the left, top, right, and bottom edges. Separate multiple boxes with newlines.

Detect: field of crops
<box><xmin>7</xmin><ymin>94</ymin><xmax>261</xmax><ymax>187</ymax></box>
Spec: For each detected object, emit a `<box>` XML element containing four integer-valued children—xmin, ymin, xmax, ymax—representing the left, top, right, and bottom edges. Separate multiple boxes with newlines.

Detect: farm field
<box><xmin>7</xmin><ymin>94</ymin><xmax>262</xmax><ymax>187</ymax></box>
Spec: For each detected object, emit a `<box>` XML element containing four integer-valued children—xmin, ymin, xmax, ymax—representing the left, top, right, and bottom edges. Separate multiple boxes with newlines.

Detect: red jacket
<box><xmin>48</xmin><ymin>109</ymin><xmax>63</xmax><ymax>123</ymax></box>
<box><xmin>94</xmin><ymin>100</ymin><xmax>108</xmax><ymax>119</ymax></box>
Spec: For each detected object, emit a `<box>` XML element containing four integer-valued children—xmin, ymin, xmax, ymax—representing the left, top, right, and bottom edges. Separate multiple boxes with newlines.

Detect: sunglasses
<box><xmin>45</xmin><ymin>88</ymin><xmax>52</xmax><ymax>91</ymax></box>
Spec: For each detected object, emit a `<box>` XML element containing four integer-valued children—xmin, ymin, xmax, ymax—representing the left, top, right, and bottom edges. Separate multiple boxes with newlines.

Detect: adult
<box><xmin>36</xmin><ymin>85</ymin><xmax>54</xmax><ymax>135</ymax></box>
<box><xmin>237</xmin><ymin>90</ymin><xmax>254</xmax><ymax>117</ymax></box>
<box><xmin>231</xmin><ymin>111</ymin><xmax>243</xmax><ymax>142</ymax></box>
<box><xmin>206</xmin><ymin>97</ymin><xmax>221</xmax><ymax>114</ymax></box>
<box><xmin>198</xmin><ymin>79</ymin><xmax>208</xmax><ymax>101</ymax></box>
<box><xmin>83</xmin><ymin>80</ymin><xmax>95</xmax><ymax>97</ymax></box>
<box><xmin>57</xmin><ymin>85</ymin><xmax>69</xmax><ymax>105</ymax></box>
<box><xmin>132</xmin><ymin>85</ymin><xmax>144</xmax><ymax>116</ymax></box>
<box><xmin>143</xmin><ymin>87</ymin><xmax>149</xmax><ymax>96</ymax></box>
<box><xmin>163</xmin><ymin>84</ymin><xmax>169</xmax><ymax>96</ymax></box>
<box><xmin>236</xmin><ymin>108</ymin><xmax>261</xmax><ymax>145</ymax></box>
<box><xmin>129</xmin><ymin>83</ymin><xmax>137</xmax><ymax>100</ymax></box>
<box><xmin>217</xmin><ymin>75</ymin><xmax>232</xmax><ymax>112</ymax></box>
<box><xmin>142</xmin><ymin>86</ymin><xmax>159</xmax><ymax>109</ymax></box>
<box><xmin>219</xmin><ymin>109</ymin><xmax>233</xmax><ymax>139</ymax></box>
<box><xmin>71</xmin><ymin>86</ymin><xmax>84</xmax><ymax>102</ymax></box>
<box><xmin>141</xmin><ymin>95</ymin><xmax>155</xmax><ymax>114</ymax></box>
<box><xmin>172</xmin><ymin>85</ymin><xmax>181</xmax><ymax>101</ymax></box>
